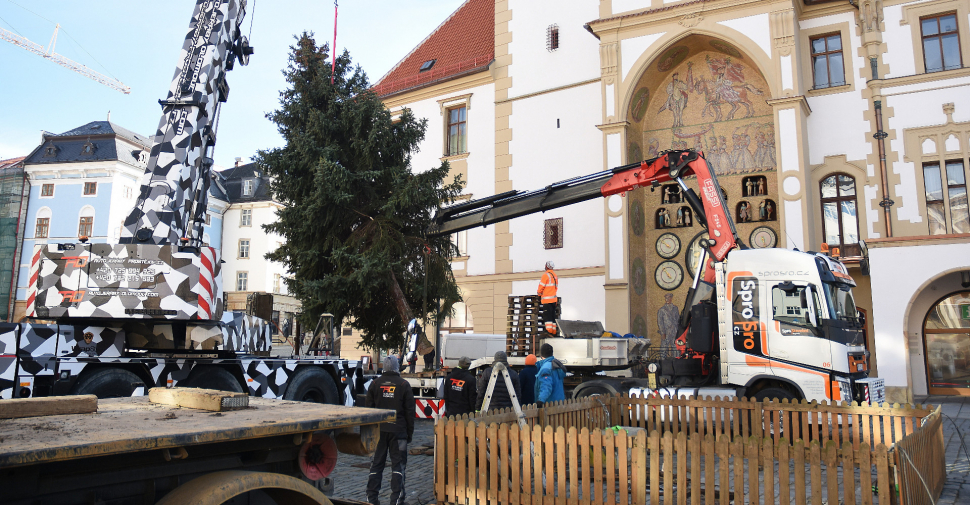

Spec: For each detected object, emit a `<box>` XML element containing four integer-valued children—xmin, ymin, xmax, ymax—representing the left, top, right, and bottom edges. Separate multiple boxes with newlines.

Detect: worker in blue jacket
<box><xmin>534</xmin><ymin>343</ymin><xmax>566</xmax><ymax>406</ymax></box>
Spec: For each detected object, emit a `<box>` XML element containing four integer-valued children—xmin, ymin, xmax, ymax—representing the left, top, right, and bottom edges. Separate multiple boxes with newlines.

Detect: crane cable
<box><xmin>330</xmin><ymin>0</ymin><xmax>337</xmax><ymax>84</ymax></box>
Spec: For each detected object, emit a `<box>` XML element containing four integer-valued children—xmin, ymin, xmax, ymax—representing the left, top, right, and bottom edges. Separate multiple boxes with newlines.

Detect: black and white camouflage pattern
<box><xmin>120</xmin><ymin>0</ymin><xmax>248</xmax><ymax>246</ymax></box>
<box><xmin>30</xmin><ymin>243</ymin><xmax>223</xmax><ymax>320</ymax></box>
<box><xmin>2</xmin><ymin>320</ymin><xmax>360</xmax><ymax>405</ymax></box>
<box><xmin>221</xmin><ymin>311</ymin><xmax>269</xmax><ymax>353</ymax></box>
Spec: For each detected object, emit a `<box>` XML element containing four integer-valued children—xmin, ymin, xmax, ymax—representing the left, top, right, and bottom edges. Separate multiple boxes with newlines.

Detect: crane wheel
<box><xmin>71</xmin><ymin>368</ymin><xmax>142</xmax><ymax>399</ymax></box>
<box><xmin>181</xmin><ymin>366</ymin><xmax>244</xmax><ymax>393</ymax></box>
<box><xmin>154</xmin><ymin>470</ymin><xmax>333</xmax><ymax>505</ymax></box>
<box><xmin>284</xmin><ymin>367</ymin><xmax>340</xmax><ymax>405</ymax></box>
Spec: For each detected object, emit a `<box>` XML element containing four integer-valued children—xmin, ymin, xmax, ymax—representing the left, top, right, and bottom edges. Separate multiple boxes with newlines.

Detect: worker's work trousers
<box><xmin>541</xmin><ymin>302</ymin><xmax>558</xmax><ymax>335</ymax></box>
<box><xmin>367</xmin><ymin>431</ymin><xmax>408</xmax><ymax>505</ymax></box>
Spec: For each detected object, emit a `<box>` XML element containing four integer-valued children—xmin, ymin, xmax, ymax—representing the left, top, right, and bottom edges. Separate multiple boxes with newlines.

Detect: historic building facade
<box><xmin>376</xmin><ymin>0</ymin><xmax>970</xmax><ymax>401</ymax></box>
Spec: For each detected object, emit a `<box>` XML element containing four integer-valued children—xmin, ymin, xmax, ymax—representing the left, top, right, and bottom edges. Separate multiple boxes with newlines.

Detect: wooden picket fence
<box><xmin>434</xmin><ymin>395</ymin><xmax>944</xmax><ymax>505</ymax></box>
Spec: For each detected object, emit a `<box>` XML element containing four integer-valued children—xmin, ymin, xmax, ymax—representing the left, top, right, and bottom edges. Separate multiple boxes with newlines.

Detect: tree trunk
<box><xmin>387</xmin><ymin>269</ymin><xmax>414</xmax><ymax>326</ymax></box>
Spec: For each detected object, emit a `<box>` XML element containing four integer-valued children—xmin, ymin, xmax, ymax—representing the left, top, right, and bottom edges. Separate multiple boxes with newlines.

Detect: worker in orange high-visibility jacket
<box><xmin>537</xmin><ymin>261</ymin><xmax>559</xmax><ymax>335</ymax></box>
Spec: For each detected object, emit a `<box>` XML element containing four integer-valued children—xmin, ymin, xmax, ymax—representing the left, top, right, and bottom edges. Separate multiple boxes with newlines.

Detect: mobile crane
<box><xmin>1</xmin><ymin>0</ymin><xmax>361</xmax><ymax>406</ymax></box>
<box><xmin>429</xmin><ymin>150</ymin><xmax>885</xmax><ymax>404</ymax></box>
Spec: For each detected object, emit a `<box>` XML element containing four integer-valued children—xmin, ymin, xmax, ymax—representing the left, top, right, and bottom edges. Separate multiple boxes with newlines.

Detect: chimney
<box><xmin>235</xmin><ymin>157</ymin><xmax>242</xmax><ymax>167</ymax></box>
<box><xmin>107</xmin><ymin>111</ymin><xmax>111</xmax><ymax>121</ymax></box>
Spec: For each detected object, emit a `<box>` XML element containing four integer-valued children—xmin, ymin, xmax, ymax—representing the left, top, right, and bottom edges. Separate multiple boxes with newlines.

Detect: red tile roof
<box><xmin>373</xmin><ymin>0</ymin><xmax>494</xmax><ymax>97</ymax></box>
<box><xmin>0</xmin><ymin>157</ymin><xmax>26</xmax><ymax>170</ymax></box>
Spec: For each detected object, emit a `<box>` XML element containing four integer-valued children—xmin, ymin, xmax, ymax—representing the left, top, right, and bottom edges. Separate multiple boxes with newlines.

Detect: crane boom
<box><xmin>0</xmin><ymin>26</ymin><xmax>130</xmax><ymax>94</ymax></box>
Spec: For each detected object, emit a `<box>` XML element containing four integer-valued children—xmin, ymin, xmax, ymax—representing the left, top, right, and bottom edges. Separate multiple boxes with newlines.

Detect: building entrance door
<box><xmin>923</xmin><ymin>291</ymin><xmax>970</xmax><ymax>395</ymax></box>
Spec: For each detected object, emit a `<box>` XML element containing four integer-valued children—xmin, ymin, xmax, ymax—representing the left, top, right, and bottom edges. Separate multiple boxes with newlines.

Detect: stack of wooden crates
<box><xmin>506</xmin><ymin>295</ymin><xmax>560</xmax><ymax>357</ymax></box>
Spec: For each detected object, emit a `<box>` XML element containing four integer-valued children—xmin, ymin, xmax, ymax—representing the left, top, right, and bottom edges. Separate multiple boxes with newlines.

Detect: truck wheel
<box><xmin>71</xmin><ymin>369</ymin><xmax>141</xmax><ymax>398</ymax></box>
<box><xmin>574</xmin><ymin>385</ymin><xmax>612</xmax><ymax>399</ymax></box>
<box><xmin>753</xmin><ymin>387</ymin><xmax>796</xmax><ymax>402</ymax></box>
<box><xmin>182</xmin><ymin>367</ymin><xmax>244</xmax><ymax>393</ymax></box>
<box><xmin>284</xmin><ymin>367</ymin><xmax>340</xmax><ymax>405</ymax></box>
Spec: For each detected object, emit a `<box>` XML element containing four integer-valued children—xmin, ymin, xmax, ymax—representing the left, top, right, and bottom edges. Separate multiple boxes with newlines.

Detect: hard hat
<box><xmin>545</xmin><ymin>261</ymin><xmax>555</xmax><ymax>270</ymax></box>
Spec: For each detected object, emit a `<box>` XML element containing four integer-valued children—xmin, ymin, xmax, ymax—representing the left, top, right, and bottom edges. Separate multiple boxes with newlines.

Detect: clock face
<box><xmin>655</xmin><ymin>261</ymin><xmax>684</xmax><ymax>291</ymax></box>
<box><xmin>685</xmin><ymin>231</ymin><xmax>708</xmax><ymax>278</ymax></box>
<box><xmin>750</xmin><ymin>226</ymin><xmax>778</xmax><ymax>249</ymax></box>
<box><xmin>655</xmin><ymin>232</ymin><xmax>681</xmax><ymax>259</ymax></box>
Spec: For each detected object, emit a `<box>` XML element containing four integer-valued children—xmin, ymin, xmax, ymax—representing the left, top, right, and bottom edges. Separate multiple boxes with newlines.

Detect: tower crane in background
<box><xmin>0</xmin><ymin>23</ymin><xmax>130</xmax><ymax>94</ymax></box>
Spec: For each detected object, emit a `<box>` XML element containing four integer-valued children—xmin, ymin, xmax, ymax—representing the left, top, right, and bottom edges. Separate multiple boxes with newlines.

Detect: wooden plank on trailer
<box><xmin>810</xmin><ymin>440</ymin><xmax>821</xmax><ymax>505</ymax></box>
<box><xmin>763</xmin><ymin>437</ymin><xmax>774</xmax><ymax>505</ymax></box>
<box><xmin>825</xmin><ymin>440</ymin><xmax>838</xmax><ymax>505</ymax></box>
<box><xmin>859</xmin><ymin>442</ymin><xmax>872</xmax><ymax>505</ymax></box>
<box><xmin>148</xmin><ymin>387</ymin><xmax>249</xmax><ymax>412</ymax></box>
<box><xmin>582</xmin><ymin>427</ymin><xmax>592</xmax><ymax>505</ymax></box>
<box><xmin>605</xmin><ymin>429</ymin><xmax>616</xmax><ymax>505</ymax></box>
<box><xmin>0</xmin><ymin>395</ymin><xmax>98</xmax><ymax>420</ymax></box>
<box><xmin>794</xmin><ymin>439</ymin><xmax>806</xmax><ymax>505</ymax></box>
<box><xmin>593</xmin><ymin>428</ymin><xmax>603</xmax><ymax>505</ymax></box>
<box><xmin>843</xmin><ymin>439</ymin><xmax>856</xmax><ymax>505</ymax></box>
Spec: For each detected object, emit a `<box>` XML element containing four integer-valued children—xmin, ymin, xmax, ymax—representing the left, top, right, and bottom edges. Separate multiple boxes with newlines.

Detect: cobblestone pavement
<box><xmin>918</xmin><ymin>396</ymin><xmax>970</xmax><ymax>505</ymax></box>
<box><xmin>330</xmin><ymin>398</ymin><xmax>970</xmax><ymax>505</ymax></box>
<box><xmin>330</xmin><ymin>419</ymin><xmax>438</xmax><ymax>505</ymax></box>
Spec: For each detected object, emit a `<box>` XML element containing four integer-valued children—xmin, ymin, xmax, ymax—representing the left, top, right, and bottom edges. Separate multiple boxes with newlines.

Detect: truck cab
<box><xmin>720</xmin><ymin>249</ymin><xmax>882</xmax><ymax>403</ymax></box>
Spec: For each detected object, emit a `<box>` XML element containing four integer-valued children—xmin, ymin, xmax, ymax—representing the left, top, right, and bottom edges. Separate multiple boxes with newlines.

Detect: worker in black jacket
<box><xmin>444</xmin><ymin>356</ymin><xmax>477</xmax><ymax>417</ymax></box>
<box><xmin>476</xmin><ymin>350</ymin><xmax>521</xmax><ymax>411</ymax></box>
<box><xmin>365</xmin><ymin>355</ymin><xmax>415</xmax><ymax>505</ymax></box>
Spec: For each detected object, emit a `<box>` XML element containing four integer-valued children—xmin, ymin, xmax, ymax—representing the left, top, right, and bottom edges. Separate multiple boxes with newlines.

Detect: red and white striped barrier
<box><xmin>415</xmin><ymin>398</ymin><xmax>445</xmax><ymax>419</ymax></box>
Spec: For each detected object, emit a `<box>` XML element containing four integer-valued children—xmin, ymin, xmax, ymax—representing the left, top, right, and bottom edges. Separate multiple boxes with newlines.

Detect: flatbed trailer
<box><xmin>0</xmin><ymin>395</ymin><xmax>394</xmax><ymax>504</ymax></box>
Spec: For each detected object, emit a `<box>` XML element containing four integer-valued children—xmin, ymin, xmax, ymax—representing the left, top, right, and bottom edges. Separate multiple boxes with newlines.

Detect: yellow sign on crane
<box><xmin>0</xmin><ymin>24</ymin><xmax>130</xmax><ymax>94</ymax></box>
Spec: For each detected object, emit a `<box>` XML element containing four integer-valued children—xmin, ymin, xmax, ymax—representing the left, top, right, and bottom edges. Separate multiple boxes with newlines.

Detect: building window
<box><xmin>238</xmin><ymin>239</ymin><xmax>250</xmax><ymax>258</ymax></box>
<box><xmin>240</xmin><ymin>209</ymin><xmax>252</xmax><ymax>227</ymax></box>
<box><xmin>41</xmin><ymin>184</ymin><xmax>54</xmax><ymax>197</ymax></box>
<box><xmin>451</xmin><ymin>230</ymin><xmax>468</xmax><ymax>257</ymax></box>
<box><xmin>446</xmin><ymin>106</ymin><xmax>467</xmax><ymax>156</ymax></box>
<box><xmin>78</xmin><ymin>216</ymin><xmax>93</xmax><ymax>238</ymax></box>
<box><xmin>544</xmin><ymin>217</ymin><xmax>563</xmax><ymax>249</ymax></box>
<box><xmin>205</xmin><ymin>213</ymin><xmax>211</xmax><ymax>225</ymax></box>
<box><xmin>243</xmin><ymin>179</ymin><xmax>254</xmax><ymax>196</ymax></box>
<box><xmin>419</xmin><ymin>59</ymin><xmax>436</xmax><ymax>72</ymax></box>
<box><xmin>547</xmin><ymin>24</ymin><xmax>560</xmax><ymax>52</ymax></box>
<box><xmin>921</xmin><ymin>13</ymin><xmax>962</xmax><ymax>73</ymax></box>
<box><xmin>124</xmin><ymin>186</ymin><xmax>133</xmax><ymax>199</ymax></box>
<box><xmin>810</xmin><ymin>34</ymin><xmax>845</xmax><ymax>89</ymax></box>
<box><xmin>83</xmin><ymin>182</ymin><xmax>97</xmax><ymax>196</ymax></box>
<box><xmin>273</xmin><ymin>274</ymin><xmax>282</xmax><ymax>294</ymax></box>
<box><xmin>922</xmin><ymin>290</ymin><xmax>970</xmax><ymax>394</ymax></box>
<box><xmin>820</xmin><ymin>174</ymin><xmax>860</xmax><ymax>257</ymax></box>
<box><xmin>236</xmin><ymin>272</ymin><xmax>248</xmax><ymax>291</ymax></box>
<box><xmin>924</xmin><ymin>160</ymin><xmax>969</xmax><ymax>234</ymax></box>
<box><xmin>35</xmin><ymin>218</ymin><xmax>49</xmax><ymax>238</ymax></box>
<box><xmin>81</xmin><ymin>141</ymin><xmax>96</xmax><ymax>155</ymax></box>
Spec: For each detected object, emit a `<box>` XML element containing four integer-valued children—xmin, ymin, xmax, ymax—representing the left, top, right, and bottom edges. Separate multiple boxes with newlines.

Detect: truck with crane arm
<box><xmin>1</xmin><ymin>0</ymin><xmax>363</xmax><ymax>406</ymax></box>
<box><xmin>428</xmin><ymin>149</ymin><xmax>885</xmax><ymax>405</ymax></box>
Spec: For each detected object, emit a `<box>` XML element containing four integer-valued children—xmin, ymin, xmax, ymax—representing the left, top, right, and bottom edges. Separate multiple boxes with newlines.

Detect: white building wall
<box><xmin>800</xmin><ymin>13</ymin><xmax>873</xmax><ymax>166</ymax></box>
<box><xmin>507</xmin><ymin>0</ymin><xmax>600</xmax><ymax>97</ymax></box>
<box><xmin>508</xmin><ymin>82</ymin><xmax>605</xmax><ymax>272</ymax></box>
<box><xmin>221</xmin><ymin>203</ymin><xmax>289</xmax><ymax>294</ymax></box>
<box><xmin>512</xmin><ymin>275</ymin><xmax>607</xmax><ymax>325</ymax></box>
<box><xmin>881</xmin><ymin>3</ymin><xmax>917</xmax><ymax>79</ymax></box>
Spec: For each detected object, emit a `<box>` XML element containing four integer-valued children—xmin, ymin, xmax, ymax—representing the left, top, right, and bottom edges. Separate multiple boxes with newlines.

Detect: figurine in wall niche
<box><xmin>738</xmin><ymin>202</ymin><xmax>749</xmax><ymax>222</ymax></box>
<box><xmin>759</xmin><ymin>200</ymin><xmax>767</xmax><ymax>221</ymax></box>
<box><xmin>684</xmin><ymin>208</ymin><xmax>692</xmax><ymax>226</ymax></box>
<box><xmin>664</xmin><ymin>209</ymin><xmax>672</xmax><ymax>227</ymax></box>
<box><xmin>758</xmin><ymin>178</ymin><xmax>765</xmax><ymax>195</ymax></box>
<box><xmin>677</xmin><ymin>207</ymin><xmax>684</xmax><ymax>226</ymax></box>
<box><xmin>657</xmin><ymin>209</ymin><xmax>666</xmax><ymax>228</ymax></box>
<box><xmin>766</xmin><ymin>200</ymin><xmax>775</xmax><ymax>220</ymax></box>
<box><xmin>745</xmin><ymin>178</ymin><xmax>753</xmax><ymax>197</ymax></box>
<box><xmin>663</xmin><ymin>187</ymin><xmax>670</xmax><ymax>204</ymax></box>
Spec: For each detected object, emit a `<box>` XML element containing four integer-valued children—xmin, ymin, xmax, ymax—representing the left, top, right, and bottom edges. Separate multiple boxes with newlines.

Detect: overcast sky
<box><xmin>0</xmin><ymin>0</ymin><xmax>465</xmax><ymax>168</ymax></box>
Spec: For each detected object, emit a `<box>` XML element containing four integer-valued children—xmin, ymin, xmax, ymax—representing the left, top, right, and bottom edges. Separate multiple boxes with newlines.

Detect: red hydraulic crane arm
<box><xmin>601</xmin><ymin>150</ymin><xmax>739</xmax><ymax>282</ymax></box>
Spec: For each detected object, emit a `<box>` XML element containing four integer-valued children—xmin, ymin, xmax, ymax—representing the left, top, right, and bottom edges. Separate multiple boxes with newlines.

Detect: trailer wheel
<box><xmin>155</xmin><ymin>470</ymin><xmax>332</xmax><ymax>505</ymax></box>
<box><xmin>284</xmin><ymin>367</ymin><xmax>340</xmax><ymax>405</ymax></box>
<box><xmin>71</xmin><ymin>368</ymin><xmax>141</xmax><ymax>398</ymax></box>
<box><xmin>182</xmin><ymin>367</ymin><xmax>244</xmax><ymax>393</ymax></box>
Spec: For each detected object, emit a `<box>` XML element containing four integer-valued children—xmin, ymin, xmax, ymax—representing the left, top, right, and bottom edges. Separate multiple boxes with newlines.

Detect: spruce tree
<box><xmin>256</xmin><ymin>33</ymin><xmax>463</xmax><ymax>352</ymax></box>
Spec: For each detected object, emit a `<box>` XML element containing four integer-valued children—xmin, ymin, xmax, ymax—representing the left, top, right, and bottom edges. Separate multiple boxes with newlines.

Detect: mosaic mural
<box><xmin>624</xmin><ymin>36</ymin><xmax>781</xmax><ymax>349</ymax></box>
